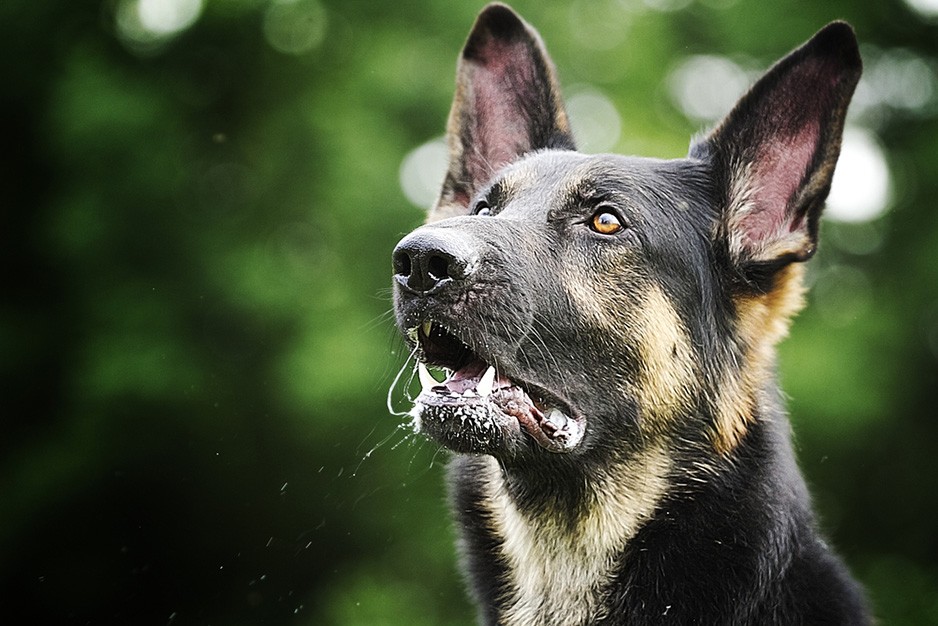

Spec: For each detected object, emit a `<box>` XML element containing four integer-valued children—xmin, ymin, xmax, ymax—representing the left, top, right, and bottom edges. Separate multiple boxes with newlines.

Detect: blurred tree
<box><xmin>1</xmin><ymin>0</ymin><xmax>936</xmax><ymax>624</ymax></box>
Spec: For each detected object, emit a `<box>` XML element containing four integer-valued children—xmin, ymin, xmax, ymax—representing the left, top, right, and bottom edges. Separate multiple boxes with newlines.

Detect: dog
<box><xmin>391</xmin><ymin>4</ymin><xmax>869</xmax><ymax>624</ymax></box>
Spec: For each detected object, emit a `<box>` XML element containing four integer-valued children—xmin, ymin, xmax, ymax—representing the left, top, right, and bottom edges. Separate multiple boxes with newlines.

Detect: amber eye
<box><xmin>590</xmin><ymin>210</ymin><xmax>624</xmax><ymax>235</ymax></box>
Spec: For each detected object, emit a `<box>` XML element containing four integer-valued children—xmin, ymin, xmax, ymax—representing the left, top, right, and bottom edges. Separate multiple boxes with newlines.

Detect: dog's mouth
<box><xmin>408</xmin><ymin>321</ymin><xmax>585</xmax><ymax>455</ymax></box>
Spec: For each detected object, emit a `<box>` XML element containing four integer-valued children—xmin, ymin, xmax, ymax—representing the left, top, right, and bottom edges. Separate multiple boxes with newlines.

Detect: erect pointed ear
<box><xmin>691</xmin><ymin>22</ymin><xmax>862</xmax><ymax>290</ymax></box>
<box><xmin>429</xmin><ymin>3</ymin><xmax>576</xmax><ymax>222</ymax></box>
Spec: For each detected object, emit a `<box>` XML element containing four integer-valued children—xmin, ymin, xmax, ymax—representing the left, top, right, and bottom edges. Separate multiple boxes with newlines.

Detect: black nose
<box><xmin>393</xmin><ymin>228</ymin><xmax>477</xmax><ymax>294</ymax></box>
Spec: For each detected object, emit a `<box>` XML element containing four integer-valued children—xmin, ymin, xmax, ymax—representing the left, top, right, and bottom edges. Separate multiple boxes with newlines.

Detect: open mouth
<box><xmin>409</xmin><ymin>321</ymin><xmax>585</xmax><ymax>454</ymax></box>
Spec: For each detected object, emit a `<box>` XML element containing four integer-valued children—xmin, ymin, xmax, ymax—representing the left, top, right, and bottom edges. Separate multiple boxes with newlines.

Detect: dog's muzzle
<box><xmin>392</xmin><ymin>224</ymin><xmax>586</xmax><ymax>456</ymax></box>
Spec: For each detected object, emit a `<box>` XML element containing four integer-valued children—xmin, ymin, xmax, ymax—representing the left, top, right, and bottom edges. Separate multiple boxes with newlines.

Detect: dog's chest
<box><xmin>477</xmin><ymin>451</ymin><xmax>670</xmax><ymax>626</ymax></box>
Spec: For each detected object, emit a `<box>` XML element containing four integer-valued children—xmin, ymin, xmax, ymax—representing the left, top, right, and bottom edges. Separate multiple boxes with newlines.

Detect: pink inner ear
<box><xmin>739</xmin><ymin>120</ymin><xmax>819</xmax><ymax>247</ymax></box>
<box><xmin>463</xmin><ymin>38</ymin><xmax>540</xmax><ymax>185</ymax></box>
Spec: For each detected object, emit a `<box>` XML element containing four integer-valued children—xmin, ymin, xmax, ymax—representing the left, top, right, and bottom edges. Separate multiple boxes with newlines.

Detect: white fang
<box><xmin>477</xmin><ymin>365</ymin><xmax>496</xmax><ymax>398</ymax></box>
<box><xmin>418</xmin><ymin>361</ymin><xmax>437</xmax><ymax>392</ymax></box>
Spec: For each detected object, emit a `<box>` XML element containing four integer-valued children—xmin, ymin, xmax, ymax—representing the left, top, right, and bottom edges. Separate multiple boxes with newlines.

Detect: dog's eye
<box><xmin>473</xmin><ymin>201</ymin><xmax>492</xmax><ymax>216</ymax></box>
<box><xmin>589</xmin><ymin>210</ymin><xmax>624</xmax><ymax>235</ymax></box>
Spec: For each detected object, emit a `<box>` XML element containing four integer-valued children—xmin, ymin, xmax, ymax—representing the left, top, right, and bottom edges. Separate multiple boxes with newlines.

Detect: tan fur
<box><xmin>735</xmin><ymin>264</ymin><xmax>806</xmax><ymax>373</ymax></box>
<box><xmin>711</xmin><ymin>368</ymin><xmax>755</xmax><ymax>456</ymax></box>
<box><xmin>564</xmin><ymin>273</ymin><xmax>697</xmax><ymax>432</ymax></box>
<box><xmin>562</xmin><ymin>270</ymin><xmax>622</xmax><ymax>333</ymax></box>
<box><xmin>633</xmin><ymin>286</ymin><xmax>698</xmax><ymax>429</ymax></box>
<box><xmin>480</xmin><ymin>447</ymin><xmax>671</xmax><ymax>626</ymax></box>
<box><xmin>712</xmin><ymin>264</ymin><xmax>806</xmax><ymax>454</ymax></box>
<box><xmin>715</xmin><ymin>160</ymin><xmax>811</xmax><ymax>454</ymax></box>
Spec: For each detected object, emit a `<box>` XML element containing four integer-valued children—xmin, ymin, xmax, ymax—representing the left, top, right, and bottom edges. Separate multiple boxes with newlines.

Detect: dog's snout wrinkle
<box><xmin>393</xmin><ymin>228</ymin><xmax>478</xmax><ymax>294</ymax></box>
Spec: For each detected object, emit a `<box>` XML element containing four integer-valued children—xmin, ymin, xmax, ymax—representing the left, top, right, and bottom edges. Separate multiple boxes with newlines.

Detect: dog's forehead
<box><xmin>498</xmin><ymin>151</ymin><xmax>591</xmax><ymax>190</ymax></box>
<box><xmin>497</xmin><ymin>150</ymin><xmax>692</xmax><ymax>209</ymax></box>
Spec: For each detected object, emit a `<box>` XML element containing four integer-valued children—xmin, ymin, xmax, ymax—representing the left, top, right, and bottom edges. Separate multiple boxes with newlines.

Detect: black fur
<box><xmin>392</xmin><ymin>4</ymin><xmax>869</xmax><ymax>624</ymax></box>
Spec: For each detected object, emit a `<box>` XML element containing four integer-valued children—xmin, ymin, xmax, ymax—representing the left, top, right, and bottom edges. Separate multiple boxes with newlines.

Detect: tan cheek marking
<box><xmin>712</xmin><ymin>263</ymin><xmax>806</xmax><ymax>454</ymax></box>
<box><xmin>563</xmin><ymin>272</ymin><xmax>622</xmax><ymax>332</ymax></box>
<box><xmin>564</xmin><ymin>273</ymin><xmax>697</xmax><ymax>431</ymax></box>
<box><xmin>633</xmin><ymin>286</ymin><xmax>698</xmax><ymax>428</ymax></box>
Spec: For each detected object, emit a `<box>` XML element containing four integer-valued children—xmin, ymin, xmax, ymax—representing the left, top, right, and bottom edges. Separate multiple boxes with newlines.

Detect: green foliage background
<box><xmin>2</xmin><ymin>0</ymin><xmax>937</xmax><ymax>623</ymax></box>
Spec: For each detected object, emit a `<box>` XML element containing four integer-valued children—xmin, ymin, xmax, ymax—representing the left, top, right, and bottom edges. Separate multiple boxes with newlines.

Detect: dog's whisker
<box><xmin>352</xmin><ymin>422</ymin><xmax>412</xmax><ymax>477</ymax></box>
<box><xmin>360</xmin><ymin>307</ymin><xmax>397</xmax><ymax>333</ymax></box>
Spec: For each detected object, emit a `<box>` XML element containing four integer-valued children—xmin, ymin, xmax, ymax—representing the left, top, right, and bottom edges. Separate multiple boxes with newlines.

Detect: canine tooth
<box><xmin>421</xmin><ymin>321</ymin><xmax>433</xmax><ymax>337</ymax></box>
<box><xmin>477</xmin><ymin>365</ymin><xmax>496</xmax><ymax>397</ymax></box>
<box><xmin>463</xmin><ymin>389</ymin><xmax>476</xmax><ymax>397</ymax></box>
<box><xmin>417</xmin><ymin>362</ymin><xmax>437</xmax><ymax>392</ymax></box>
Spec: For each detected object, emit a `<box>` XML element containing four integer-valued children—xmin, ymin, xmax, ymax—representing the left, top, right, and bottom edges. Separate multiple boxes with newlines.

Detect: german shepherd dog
<box><xmin>391</xmin><ymin>4</ymin><xmax>869</xmax><ymax>624</ymax></box>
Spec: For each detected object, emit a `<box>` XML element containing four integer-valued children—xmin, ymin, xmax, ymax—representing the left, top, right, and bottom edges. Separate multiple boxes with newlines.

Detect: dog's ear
<box><xmin>429</xmin><ymin>3</ymin><xmax>575</xmax><ymax>222</ymax></box>
<box><xmin>691</xmin><ymin>22</ymin><xmax>861</xmax><ymax>290</ymax></box>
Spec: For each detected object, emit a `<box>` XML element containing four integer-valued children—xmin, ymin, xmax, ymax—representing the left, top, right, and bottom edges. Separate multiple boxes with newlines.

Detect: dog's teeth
<box><xmin>418</xmin><ymin>362</ymin><xmax>437</xmax><ymax>392</ymax></box>
<box><xmin>477</xmin><ymin>365</ymin><xmax>496</xmax><ymax>398</ymax></box>
<box><xmin>462</xmin><ymin>389</ymin><xmax>476</xmax><ymax>397</ymax></box>
<box><xmin>421</xmin><ymin>321</ymin><xmax>433</xmax><ymax>338</ymax></box>
<box><xmin>544</xmin><ymin>408</ymin><xmax>569</xmax><ymax>430</ymax></box>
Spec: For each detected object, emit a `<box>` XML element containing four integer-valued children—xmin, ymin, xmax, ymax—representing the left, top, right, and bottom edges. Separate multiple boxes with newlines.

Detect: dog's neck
<box><xmin>454</xmin><ymin>396</ymin><xmax>805</xmax><ymax>626</ymax></box>
<box><xmin>471</xmin><ymin>445</ymin><xmax>672</xmax><ymax>626</ymax></box>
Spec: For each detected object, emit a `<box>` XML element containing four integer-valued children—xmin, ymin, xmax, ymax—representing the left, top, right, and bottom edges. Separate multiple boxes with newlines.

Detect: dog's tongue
<box><xmin>445</xmin><ymin>361</ymin><xmax>489</xmax><ymax>393</ymax></box>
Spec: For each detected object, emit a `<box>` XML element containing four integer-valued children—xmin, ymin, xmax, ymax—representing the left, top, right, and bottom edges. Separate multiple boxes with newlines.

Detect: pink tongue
<box><xmin>443</xmin><ymin>362</ymin><xmax>486</xmax><ymax>393</ymax></box>
<box><xmin>443</xmin><ymin>362</ymin><xmax>512</xmax><ymax>394</ymax></box>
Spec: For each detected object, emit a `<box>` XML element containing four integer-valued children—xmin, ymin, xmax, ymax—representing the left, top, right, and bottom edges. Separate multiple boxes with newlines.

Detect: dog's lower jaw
<box><xmin>409</xmin><ymin>354</ymin><xmax>587</xmax><ymax>455</ymax></box>
<box><xmin>451</xmin><ymin>446</ymin><xmax>672</xmax><ymax>626</ymax></box>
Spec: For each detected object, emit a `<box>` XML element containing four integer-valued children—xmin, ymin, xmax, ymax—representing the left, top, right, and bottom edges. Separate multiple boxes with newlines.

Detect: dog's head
<box><xmin>392</xmin><ymin>3</ymin><xmax>860</xmax><ymax>464</ymax></box>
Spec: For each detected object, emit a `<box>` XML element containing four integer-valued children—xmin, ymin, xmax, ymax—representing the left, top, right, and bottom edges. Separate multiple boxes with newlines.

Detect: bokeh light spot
<box><xmin>871</xmin><ymin>49</ymin><xmax>934</xmax><ymax>111</ymax></box>
<box><xmin>567</xmin><ymin>88</ymin><xmax>622</xmax><ymax>153</ymax></box>
<box><xmin>138</xmin><ymin>0</ymin><xmax>203</xmax><ymax>35</ymax></box>
<box><xmin>852</xmin><ymin>47</ymin><xmax>937</xmax><ymax>120</ymax></box>
<box><xmin>399</xmin><ymin>138</ymin><xmax>448</xmax><ymax>209</ymax></box>
<box><xmin>263</xmin><ymin>0</ymin><xmax>328</xmax><ymax>56</ymax></box>
<box><xmin>904</xmin><ymin>0</ymin><xmax>938</xmax><ymax>18</ymax></box>
<box><xmin>826</xmin><ymin>127</ymin><xmax>891</xmax><ymax>223</ymax></box>
<box><xmin>826</xmin><ymin>221</ymin><xmax>885</xmax><ymax>257</ymax></box>
<box><xmin>668</xmin><ymin>55</ymin><xmax>750</xmax><ymax>122</ymax></box>
<box><xmin>115</xmin><ymin>0</ymin><xmax>203</xmax><ymax>54</ymax></box>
